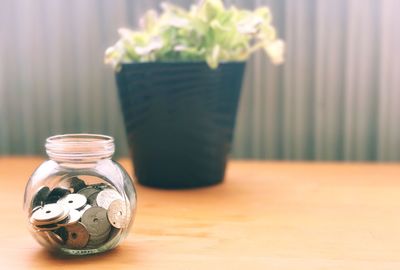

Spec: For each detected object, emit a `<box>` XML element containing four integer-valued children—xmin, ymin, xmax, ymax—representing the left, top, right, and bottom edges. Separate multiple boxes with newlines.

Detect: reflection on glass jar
<box><xmin>23</xmin><ymin>134</ymin><xmax>137</xmax><ymax>255</ymax></box>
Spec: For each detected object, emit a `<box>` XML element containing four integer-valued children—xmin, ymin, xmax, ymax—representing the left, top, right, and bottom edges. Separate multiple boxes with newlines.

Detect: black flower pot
<box><xmin>115</xmin><ymin>62</ymin><xmax>246</xmax><ymax>189</ymax></box>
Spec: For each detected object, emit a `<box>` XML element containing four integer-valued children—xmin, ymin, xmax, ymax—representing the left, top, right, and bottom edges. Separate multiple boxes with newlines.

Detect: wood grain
<box><xmin>0</xmin><ymin>157</ymin><xmax>399</xmax><ymax>269</ymax></box>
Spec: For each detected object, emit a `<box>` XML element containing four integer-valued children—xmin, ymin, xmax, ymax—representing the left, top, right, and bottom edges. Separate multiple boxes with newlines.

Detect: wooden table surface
<box><xmin>0</xmin><ymin>157</ymin><xmax>400</xmax><ymax>269</ymax></box>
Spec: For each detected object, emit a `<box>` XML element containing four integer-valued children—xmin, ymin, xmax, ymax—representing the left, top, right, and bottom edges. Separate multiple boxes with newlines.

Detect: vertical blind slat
<box><xmin>0</xmin><ymin>0</ymin><xmax>399</xmax><ymax>160</ymax></box>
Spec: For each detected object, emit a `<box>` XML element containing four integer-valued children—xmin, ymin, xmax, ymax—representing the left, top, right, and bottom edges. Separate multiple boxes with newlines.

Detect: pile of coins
<box><xmin>29</xmin><ymin>177</ymin><xmax>130</xmax><ymax>250</ymax></box>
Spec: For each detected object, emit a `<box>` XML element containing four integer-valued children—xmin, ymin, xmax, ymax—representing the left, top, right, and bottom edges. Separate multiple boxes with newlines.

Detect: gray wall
<box><xmin>1</xmin><ymin>0</ymin><xmax>399</xmax><ymax>160</ymax></box>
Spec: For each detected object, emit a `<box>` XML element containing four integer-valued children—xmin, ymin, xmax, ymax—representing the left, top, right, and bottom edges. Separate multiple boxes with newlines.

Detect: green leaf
<box><xmin>105</xmin><ymin>0</ymin><xmax>284</xmax><ymax>70</ymax></box>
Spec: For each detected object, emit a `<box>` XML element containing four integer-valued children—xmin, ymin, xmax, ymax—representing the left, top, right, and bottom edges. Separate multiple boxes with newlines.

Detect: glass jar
<box><xmin>23</xmin><ymin>134</ymin><xmax>137</xmax><ymax>255</ymax></box>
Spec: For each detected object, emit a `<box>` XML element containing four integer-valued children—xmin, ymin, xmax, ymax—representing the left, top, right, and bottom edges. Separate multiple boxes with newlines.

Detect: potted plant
<box><xmin>105</xmin><ymin>0</ymin><xmax>284</xmax><ymax>188</ymax></box>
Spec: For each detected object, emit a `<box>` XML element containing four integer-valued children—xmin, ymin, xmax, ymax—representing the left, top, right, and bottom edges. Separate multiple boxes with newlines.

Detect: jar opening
<box><xmin>45</xmin><ymin>134</ymin><xmax>115</xmax><ymax>163</ymax></box>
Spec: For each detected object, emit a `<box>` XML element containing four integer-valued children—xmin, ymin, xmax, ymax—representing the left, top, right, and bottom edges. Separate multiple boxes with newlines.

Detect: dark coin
<box><xmin>87</xmin><ymin>191</ymin><xmax>100</xmax><ymax>206</ymax></box>
<box><xmin>33</xmin><ymin>223</ymin><xmax>60</xmax><ymax>231</ymax></box>
<box><xmin>108</xmin><ymin>227</ymin><xmax>122</xmax><ymax>242</ymax></box>
<box><xmin>46</xmin><ymin>187</ymin><xmax>70</xmax><ymax>203</ymax></box>
<box><xmin>69</xmin><ymin>177</ymin><xmax>86</xmax><ymax>193</ymax></box>
<box><xmin>31</xmin><ymin>186</ymin><xmax>50</xmax><ymax>209</ymax></box>
<box><xmin>91</xmin><ymin>183</ymin><xmax>109</xmax><ymax>190</ymax></box>
<box><xmin>54</xmin><ymin>227</ymin><xmax>68</xmax><ymax>243</ymax></box>
<box><xmin>46</xmin><ymin>231</ymin><xmax>64</xmax><ymax>246</ymax></box>
<box><xmin>77</xmin><ymin>187</ymin><xmax>99</xmax><ymax>200</ymax></box>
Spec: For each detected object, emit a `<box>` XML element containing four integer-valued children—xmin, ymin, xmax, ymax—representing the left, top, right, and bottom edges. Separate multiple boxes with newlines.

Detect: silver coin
<box><xmin>33</xmin><ymin>216</ymin><xmax>68</xmax><ymax>228</ymax></box>
<box><xmin>62</xmin><ymin>209</ymin><xmax>81</xmax><ymax>225</ymax></box>
<box><xmin>96</xmin><ymin>189</ymin><xmax>122</xmax><ymax>209</ymax></box>
<box><xmin>79</xmin><ymin>204</ymin><xmax>91</xmax><ymax>215</ymax></box>
<box><xmin>32</xmin><ymin>211</ymin><xmax>69</xmax><ymax>226</ymax></box>
<box><xmin>77</xmin><ymin>187</ymin><xmax>99</xmax><ymax>200</ymax></box>
<box><xmin>81</xmin><ymin>206</ymin><xmax>111</xmax><ymax>236</ymax></box>
<box><xmin>30</xmin><ymin>203</ymin><xmax>65</xmax><ymax>223</ymax></box>
<box><xmin>31</xmin><ymin>205</ymin><xmax>42</xmax><ymax>214</ymax></box>
<box><xmin>32</xmin><ymin>204</ymin><xmax>70</xmax><ymax>226</ymax></box>
<box><xmin>33</xmin><ymin>214</ymin><xmax>70</xmax><ymax>230</ymax></box>
<box><xmin>58</xmin><ymin>193</ymin><xmax>87</xmax><ymax>210</ymax></box>
<box><xmin>65</xmin><ymin>222</ymin><xmax>90</xmax><ymax>249</ymax></box>
<box><xmin>107</xmin><ymin>200</ymin><xmax>128</xmax><ymax>229</ymax></box>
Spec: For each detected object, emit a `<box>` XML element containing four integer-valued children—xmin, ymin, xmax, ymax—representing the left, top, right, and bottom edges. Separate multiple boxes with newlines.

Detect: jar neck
<box><xmin>45</xmin><ymin>134</ymin><xmax>115</xmax><ymax>164</ymax></box>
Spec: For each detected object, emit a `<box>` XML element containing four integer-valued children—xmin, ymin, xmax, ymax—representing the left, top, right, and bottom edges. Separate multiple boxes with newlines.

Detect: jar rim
<box><xmin>45</xmin><ymin>134</ymin><xmax>115</xmax><ymax>163</ymax></box>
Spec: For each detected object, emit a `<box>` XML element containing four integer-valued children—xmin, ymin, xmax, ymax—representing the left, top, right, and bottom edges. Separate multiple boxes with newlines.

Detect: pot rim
<box><xmin>119</xmin><ymin>61</ymin><xmax>245</xmax><ymax>67</ymax></box>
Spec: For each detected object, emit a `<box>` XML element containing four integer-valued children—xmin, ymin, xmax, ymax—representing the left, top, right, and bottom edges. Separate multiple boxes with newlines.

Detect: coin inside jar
<box><xmin>107</xmin><ymin>199</ymin><xmax>128</xmax><ymax>229</ymax></box>
<box><xmin>65</xmin><ymin>222</ymin><xmax>90</xmax><ymax>249</ymax></box>
<box><xmin>54</xmin><ymin>227</ymin><xmax>68</xmax><ymax>243</ymax></box>
<box><xmin>96</xmin><ymin>189</ymin><xmax>122</xmax><ymax>209</ymax></box>
<box><xmin>87</xmin><ymin>191</ymin><xmax>100</xmax><ymax>206</ymax></box>
<box><xmin>34</xmin><ymin>223</ymin><xmax>62</xmax><ymax>231</ymax></box>
<box><xmin>79</xmin><ymin>204</ymin><xmax>91</xmax><ymax>215</ymax></box>
<box><xmin>33</xmin><ymin>215</ymin><xmax>69</xmax><ymax>230</ymax></box>
<box><xmin>27</xmin><ymin>172</ymin><xmax>133</xmax><ymax>252</ymax></box>
<box><xmin>68</xmin><ymin>177</ymin><xmax>86</xmax><ymax>193</ymax></box>
<box><xmin>46</xmin><ymin>231</ymin><xmax>65</xmax><ymax>246</ymax></box>
<box><xmin>30</xmin><ymin>203</ymin><xmax>65</xmax><ymax>223</ymax></box>
<box><xmin>77</xmin><ymin>187</ymin><xmax>99</xmax><ymax>200</ymax></box>
<box><xmin>46</xmin><ymin>187</ymin><xmax>71</xmax><ymax>204</ymax></box>
<box><xmin>86</xmin><ymin>226</ymin><xmax>111</xmax><ymax>247</ymax></box>
<box><xmin>61</xmin><ymin>209</ymin><xmax>81</xmax><ymax>225</ymax></box>
<box><xmin>58</xmin><ymin>193</ymin><xmax>87</xmax><ymax>210</ymax></box>
<box><xmin>31</xmin><ymin>186</ymin><xmax>50</xmax><ymax>209</ymax></box>
<box><xmin>81</xmin><ymin>206</ymin><xmax>111</xmax><ymax>236</ymax></box>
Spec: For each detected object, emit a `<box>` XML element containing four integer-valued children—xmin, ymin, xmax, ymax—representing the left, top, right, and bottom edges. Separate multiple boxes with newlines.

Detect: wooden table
<box><xmin>0</xmin><ymin>157</ymin><xmax>400</xmax><ymax>269</ymax></box>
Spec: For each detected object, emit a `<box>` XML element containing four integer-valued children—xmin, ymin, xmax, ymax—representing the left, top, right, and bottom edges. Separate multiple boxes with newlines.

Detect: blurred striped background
<box><xmin>1</xmin><ymin>0</ymin><xmax>399</xmax><ymax>160</ymax></box>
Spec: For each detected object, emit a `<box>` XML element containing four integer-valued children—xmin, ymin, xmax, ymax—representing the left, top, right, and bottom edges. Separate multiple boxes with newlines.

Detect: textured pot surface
<box><xmin>116</xmin><ymin>62</ymin><xmax>246</xmax><ymax>188</ymax></box>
